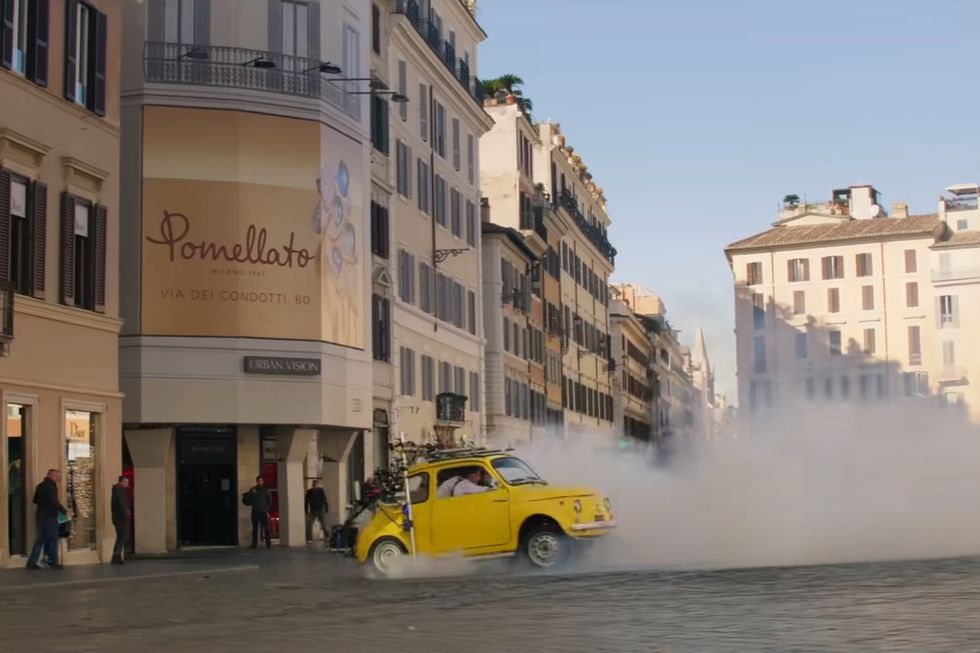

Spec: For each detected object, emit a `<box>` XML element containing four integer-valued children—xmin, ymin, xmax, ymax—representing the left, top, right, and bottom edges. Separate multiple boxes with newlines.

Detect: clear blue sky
<box><xmin>477</xmin><ymin>0</ymin><xmax>980</xmax><ymax>400</ymax></box>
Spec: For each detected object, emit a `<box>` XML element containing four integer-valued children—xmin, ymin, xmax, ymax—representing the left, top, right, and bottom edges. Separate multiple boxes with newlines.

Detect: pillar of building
<box><xmin>124</xmin><ymin>428</ymin><xmax>175</xmax><ymax>554</ymax></box>
<box><xmin>275</xmin><ymin>428</ymin><xmax>318</xmax><ymax>547</ymax></box>
<box><xmin>318</xmin><ymin>430</ymin><xmax>359</xmax><ymax>527</ymax></box>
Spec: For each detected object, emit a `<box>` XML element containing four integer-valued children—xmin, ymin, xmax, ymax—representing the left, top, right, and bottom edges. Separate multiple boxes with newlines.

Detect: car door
<box><xmin>430</xmin><ymin>464</ymin><xmax>510</xmax><ymax>554</ymax></box>
<box><xmin>405</xmin><ymin>472</ymin><xmax>433</xmax><ymax>555</ymax></box>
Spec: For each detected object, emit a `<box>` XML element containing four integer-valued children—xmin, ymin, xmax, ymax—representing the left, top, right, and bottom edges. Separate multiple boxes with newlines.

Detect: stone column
<box><xmin>276</xmin><ymin>428</ymin><xmax>318</xmax><ymax>547</ymax></box>
<box><xmin>124</xmin><ymin>428</ymin><xmax>175</xmax><ymax>554</ymax></box>
<box><xmin>318</xmin><ymin>430</ymin><xmax>358</xmax><ymax>527</ymax></box>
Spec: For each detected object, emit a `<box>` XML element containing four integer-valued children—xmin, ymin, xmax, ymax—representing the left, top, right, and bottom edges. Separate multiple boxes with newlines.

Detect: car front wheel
<box><xmin>522</xmin><ymin>525</ymin><xmax>568</xmax><ymax>569</ymax></box>
<box><xmin>368</xmin><ymin>537</ymin><xmax>407</xmax><ymax>577</ymax></box>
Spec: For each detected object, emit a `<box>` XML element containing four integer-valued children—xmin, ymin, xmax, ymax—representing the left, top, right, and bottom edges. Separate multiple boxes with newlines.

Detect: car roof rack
<box><xmin>423</xmin><ymin>447</ymin><xmax>514</xmax><ymax>462</ymax></box>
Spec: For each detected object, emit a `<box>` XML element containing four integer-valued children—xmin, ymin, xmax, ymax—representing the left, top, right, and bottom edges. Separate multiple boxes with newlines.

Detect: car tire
<box><xmin>521</xmin><ymin>524</ymin><xmax>568</xmax><ymax>570</ymax></box>
<box><xmin>368</xmin><ymin>537</ymin><xmax>407</xmax><ymax>577</ymax></box>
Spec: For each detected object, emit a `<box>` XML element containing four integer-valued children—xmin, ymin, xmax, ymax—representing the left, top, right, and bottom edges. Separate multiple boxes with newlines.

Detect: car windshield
<box><xmin>491</xmin><ymin>456</ymin><xmax>546</xmax><ymax>485</ymax></box>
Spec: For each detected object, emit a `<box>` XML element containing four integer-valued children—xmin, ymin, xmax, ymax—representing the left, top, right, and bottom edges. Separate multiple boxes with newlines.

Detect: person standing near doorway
<box><xmin>305</xmin><ymin>480</ymin><xmax>329</xmax><ymax>543</ymax></box>
<box><xmin>26</xmin><ymin>469</ymin><xmax>67</xmax><ymax>569</ymax></box>
<box><xmin>249</xmin><ymin>476</ymin><xmax>273</xmax><ymax>549</ymax></box>
<box><xmin>111</xmin><ymin>476</ymin><xmax>131</xmax><ymax>565</ymax></box>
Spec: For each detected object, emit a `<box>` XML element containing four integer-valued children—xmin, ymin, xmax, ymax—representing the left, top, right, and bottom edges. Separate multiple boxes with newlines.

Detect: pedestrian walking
<box><xmin>111</xmin><ymin>476</ymin><xmax>131</xmax><ymax>565</ymax></box>
<box><xmin>26</xmin><ymin>469</ymin><xmax>67</xmax><ymax>570</ymax></box>
<box><xmin>247</xmin><ymin>476</ymin><xmax>273</xmax><ymax>549</ymax></box>
<box><xmin>305</xmin><ymin>480</ymin><xmax>329</xmax><ymax>543</ymax></box>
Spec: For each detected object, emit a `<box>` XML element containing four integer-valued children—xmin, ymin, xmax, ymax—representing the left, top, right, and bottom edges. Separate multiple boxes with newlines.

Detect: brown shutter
<box><xmin>94</xmin><ymin>203</ymin><xmax>107</xmax><ymax>313</ymax></box>
<box><xmin>786</xmin><ymin>259</ymin><xmax>793</xmax><ymax>282</ymax></box>
<box><xmin>31</xmin><ymin>180</ymin><xmax>47</xmax><ymax>298</ymax></box>
<box><xmin>64</xmin><ymin>0</ymin><xmax>78</xmax><ymax>101</ymax></box>
<box><xmin>0</xmin><ymin>169</ymin><xmax>10</xmax><ymax>281</ymax></box>
<box><xmin>93</xmin><ymin>10</ymin><xmax>107</xmax><ymax>116</ymax></box>
<box><xmin>803</xmin><ymin>259</ymin><xmax>810</xmax><ymax>281</ymax></box>
<box><xmin>30</xmin><ymin>0</ymin><xmax>50</xmax><ymax>86</ymax></box>
<box><xmin>60</xmin><ymin>193</ymin><xmax>75</xmax><ymax>305</ymax></box>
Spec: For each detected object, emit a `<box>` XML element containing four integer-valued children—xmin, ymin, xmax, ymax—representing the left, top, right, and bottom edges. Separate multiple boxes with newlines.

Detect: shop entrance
<box><xmin>177</xmin><ymin>427</ymin><xmax>237</xmax><ymax>547</ymax></box>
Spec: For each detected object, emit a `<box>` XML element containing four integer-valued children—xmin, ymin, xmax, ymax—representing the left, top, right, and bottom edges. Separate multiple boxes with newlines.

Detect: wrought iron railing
<box><xmin>436</xmin><ymin>392</ymin><xmax>467</xmax><ymax>423</ymax></box>
<box><xmin>557</xmin><ymin>189</ymin><xmax>616</xmax><ymax>263</ymax></box>
<box><xmin>143</xmin><ymin>42</ymin><xmax>358</xmax><ymax>120</ymax></box>
<box><xmin>393</xmin><ymin>1</ymin><xmax>485</xmax><ymax>108</ymax></box>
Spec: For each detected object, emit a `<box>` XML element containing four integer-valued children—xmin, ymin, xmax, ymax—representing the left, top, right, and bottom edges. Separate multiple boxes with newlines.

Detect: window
<box><xmin>6</xmin><ymin>403</ymin><xmax>29</xmax><ymax>555</ymax></box>
<box><xmin>467</xmin><ymin>134</ymin><xmax>475</xmax><ymax>184</ymax></box>
<box><xmin>450</xmin><ymin>188</ymin><xmax>462</xmax><ymax>238</ymax></box>
<box><xmin>906</xmin><ymin>282</ymin><xmax>919</xmax><ymax>308</ymax></box>
<box><xmin>438</xmin><ymin>361</ymin><xmax>452</xmax><ymax>394</ymax></box>
<box><xmin>859</xmin><ymin>374</ymin><xmax>871</xmax><ymax>400</ymax></box>
<box><xmin>419</xmin><ymin>262</ymin><xmax>432</xmax><ymax>314</ymax></box>
<box><xmin>943</xmin><ymin>340</ymin><xmax>955</xmax><ymax>369</ymax></box>
<box><xmin>863</xmin><ymin>328</ymin><xmax>876</xmax><ymax>355</ymax></box>
<box><xmin>469</xmin><ymin>372</ymin><xmax>480</xmax><ymax>411</ymax></box>
<box><xmin>418</xmin><ymin>83</ymin><xmax>428</xmax><ymax>140</ymax></box>
<box><xmin>435</xmin><ymin>273</ymin><xmax>448</xmax><ymax>321</ymax></box>
<box><xmin>908</xmin><ymin>326</ymin><xmax>921</xmax><ymax>365</ymax></box>
<box><xmin>746</xmin><ymin>261</ymin><xmax>762</xmax><ymax>285</ymax></box>
<box><xmin>65</xmin><ymin>1</ymin><xmax>108</xmax><ymax>116</ymax></box>
<box><xmin>793</xmin><ymin>290</ymin><xmax>805</xmax><ymax>315</ymax></box>
<box><xmin>2</xmin><ymin>0</ymin><xmax>49</xmax><ymax>85</ymax></box>
<box><xmin>370</xmin><ymin>201</ymin><xmax>389</xmax><ymax>258</ymax></box>
<box><xmin>370</xmin><ymin>96</ymin><xmax>389</xmax><ymax>154</ymax></box>
<box><xmin>904</xmin><ymin>249</ymin><xmax>917</xmax><ymax>273</ymax></box>
<box><xmin>397</xmin><ymin>60</ymin><xmax>407</xmax><ymax>121</ymax></box>
<box><xmin>829</xmin><ymin>330</ymin><xmax>842</xmax><ymax>356</ymax></box>
<box><xmin>371</xmin><ymin>3</ymin><xmax>380</xmax><ymax>54</ymax></box>
<box><xmin>398</xmin><ymin>249</ymin><xmax>415</xmax><ymax>304</ymax></box>
<box><xmin>61</xmin><ymin>194</ymin><xmax>106</xmax><ymax>312</ymax></box>
<box><xmin>65</xmin><ymin>409</ymin><xmax>97</xmax><ymax>551</ymax></box>
<box><xmin>824</xmin><ymin>377</ymin><xmax>833</xmax><ymax>400</ymax></box>
<box><xmin>795</xmin><ymin>332</ymin><xmax>808</xmax><ymax>358</ymax></box>
<box><xmin>421</xmin><ymin>355</ymin><xmax>435</xmax><ymax>401</ymax></box>
<box><xmin>752</xmin><ymin>293</ymin><xmax>765</xmax><ymax>329</ymax></box>
<box><xmin>503</xmin><ymin>317</ymin><xmax>510</xmax><ymax>352</ymax></box>
<box><xmin>2</xmin><ymin>171</ymin><xmax>47</xmax><ymax>297</ymax></box>
<box><xmin>827</xmin><ymin>287</ymin><xmax>840</xmax><ymax>313</ymax></box>
<box><xmin>904</xmin><ymin>371</ymin><xmax>929</xmax><ymax>397</ymax></box>
<box><xmin>434</xmin><ymin>175</ymin><xmax>446</xmax><ymax>227</ymax></box>
<box><xmin>451</xmin><ymin>280</ymin><xmax>464</xmax><ymax>329</ymax></box>
<box><xmin>454</xmin><ymin>365</ymin><xmax>465</xmax><ymax>396</ymax></box>
<box><xmin>371</xmin><ymin>294</ymin><xmax>390</xmax><ymax>361</ymax></box>
<box><xmin>753</xmin><ymin>335</ymin><xmax>766</xmax><ymax>373</ymax></box>
<box><xmin>855</xmin><ymin>253</ymin><xmax>873</xmax><ymax>277</ymax></box>
<box><xmin>957</xmin><ymin>219</ymin><xmax>968</xmax><ymax>231</ymax></box>
<box><xmin>465</xmin><ymin>200</ymin><xmax>476</xmax><ymax>247</ymax></box>
<box><xmin>840</xmin><ymin>376</ymin><xmax>851</xmax><ymax>399</ymax></box>
<box><xmin>467</xmin><ymin>290</ymin><xmax>476</xmax><ymax>335</ymax></box>
<box><xmin>787</xmin><ymin>258</ymin><xmax>809</xmax><ymax>282</ymax></box>
<box><xmin>821</xmin><ymin>255</ymin><xmax>844</xmax><ymax>280</ymax></box>
<box><xmin>407</xmin><ymin>473</ymin><xmax>429</xmax><ymax>504</ymax></box>
<box><xmin>282</xmin><ymin>0</ymin><xmax>310</xmax><ymax>58</ymax></box>
<box><xmin>396</xmin><ymin>141</ymin><xmax>412</xmax><ymax>198</ymax></box>
<box><xmin>434</xmin><ymin>100</ymin><xmax>446</xmax><ymax>157</ymax></box>
<box><xmin>505</xmin><ymin>378</ymin><xmax>512</xmax><ymax>416</ymax></box>
<box><xmin>341</xmin><ymin>24</ymin><xmax>360</xmax><ymax>115</ymax></box>
<box><xmin>417</xmin><ymin>159</ymin><xmax>430</xmax><ymax>213</ymax></box>
<box><xmin>939</xmin><ymin>295</ymin><xmax>957</xmax><ymax>328</ymax></box>
<box><xmin>452</xmin><ymin>117</ymin><xmax>460</xmax><ymax>171</ymax></box>
<box><xmin>399</xmin><ymin>347</ymin><xmax>415</xmax><ymax>396</ymax></box>
<box><xmin>862</xmin><ymin>285</ymin><xmax>874</xmax><ymax>311</ymax></box>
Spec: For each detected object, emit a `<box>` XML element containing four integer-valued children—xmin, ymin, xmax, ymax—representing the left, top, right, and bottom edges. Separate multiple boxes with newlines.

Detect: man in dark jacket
<box><xmin>26</xmin><ymin>469</ymin><xmax>67</xmax><ymax>569</ymax></box>
<box><xmin>111</xmin><ymin>476</ymin><xmax>131</xmax><ymax>565</ymax></box>
<box><xmin>305</xmin><ymin>480</ymin><xmax>329</xmax><ymax>543</ymax></box>
<box><xmin>249</xmin><ymin>476</ymin><xmax>273</xmax><ymax>549</ymax></box>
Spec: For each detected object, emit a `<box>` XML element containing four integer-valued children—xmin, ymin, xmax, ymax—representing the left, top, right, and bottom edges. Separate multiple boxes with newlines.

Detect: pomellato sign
<box><xmin>243</xmin><ymin>356</ymin><xmax>321</xmax><ymax>376</ymax></box>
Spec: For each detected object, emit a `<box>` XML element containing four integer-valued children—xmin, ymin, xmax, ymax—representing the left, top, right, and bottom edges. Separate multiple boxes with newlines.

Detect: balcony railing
<box><xmin>557</xmin><ymin>189</ymin><xmax>616</xmax><ymax>264</ymax></box>
<box><xmin>944</xmin><ymin>196</ymin><xmax>978</xmax><ymax>211</ymax></box>
<box><xmin>143</xmin><ymin>42</ymin><xmax>358</xmax><ymax>120</ymax></box>
<box><xmin>436</xmin><ymin>392</ymin><xmax>467</xmax><ymax>423</ymax></box>
<box><xmin>933</xmin><ymin>266</ymin><xmax>980</xmax><ymax>282</ymax></box>
<box><xmin>520</xmin><ymin>205</ymin><xmax>548</xmax><ymax>241</ymax></box>
<box><xmin>393</xmin><ymin>0</ymin><xmax>484</xmax><ymax>108</ymax></box>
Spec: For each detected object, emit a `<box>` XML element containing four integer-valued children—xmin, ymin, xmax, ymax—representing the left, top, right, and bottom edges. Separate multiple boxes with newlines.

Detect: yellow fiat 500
<box><xmin>354</xmin><ymin>451</ymin><xmax>616</xmax><ymax>575</ymax></box>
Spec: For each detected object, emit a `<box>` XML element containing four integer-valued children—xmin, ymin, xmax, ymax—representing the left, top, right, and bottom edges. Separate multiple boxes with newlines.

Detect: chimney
<box><xmin>849</xmin><ymin>185</ymin><xmax>879</xmax><ymax>219</ymax></box>
<box><xmin>892</xmin><ymin>202</ymin><xmax>909</xmax><ymax>218</ymax></box>
<box><xmin>480</xmin><ymin>197</ymin><xmax>491</xmax><ymax>223</ymax></box>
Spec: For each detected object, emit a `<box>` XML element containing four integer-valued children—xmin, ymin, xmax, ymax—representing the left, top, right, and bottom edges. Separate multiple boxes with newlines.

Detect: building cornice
<box><xmin>16</xmin><ymin>296</ymin><xmax>123</xmax><ymax>334</ymax></box>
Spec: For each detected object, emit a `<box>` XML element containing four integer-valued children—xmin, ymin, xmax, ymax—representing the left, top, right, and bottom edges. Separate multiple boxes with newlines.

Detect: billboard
<box><xmin>141</xmin><ymin>106</ymin><xmax>363</xmax><ymax>348</ymax></box>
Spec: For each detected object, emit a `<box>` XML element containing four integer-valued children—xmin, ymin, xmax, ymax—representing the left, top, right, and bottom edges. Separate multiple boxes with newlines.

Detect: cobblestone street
<box><xmin>4</xmin><ymin>549</ymin><xmax>980</xmax><ymax>652</ymax></box>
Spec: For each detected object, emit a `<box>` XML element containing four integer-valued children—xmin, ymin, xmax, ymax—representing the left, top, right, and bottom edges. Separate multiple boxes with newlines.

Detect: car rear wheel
<box><xmin>369</xmin><ymin>538</ymin><xmax>407</xmax><ymax>576</ymax></box>
<box><xmin>522</xmin><ymin>525</ymin><xmax>567</xmax><ymax>569</ymax></box>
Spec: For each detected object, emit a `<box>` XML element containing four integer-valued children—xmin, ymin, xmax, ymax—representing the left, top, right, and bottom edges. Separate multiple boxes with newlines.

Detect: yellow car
<box><xmin>353</xmin><ymin>449</ymin><xmax>616</xmax><ymax>576</ymax></box>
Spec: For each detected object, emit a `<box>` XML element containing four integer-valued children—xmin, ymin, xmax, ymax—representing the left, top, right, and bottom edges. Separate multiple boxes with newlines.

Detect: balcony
<box><xmin>944</xmin><ymin>196</ymin><xmax>978</xmax><ymax>211</ymax></box>
<box><xmin>143</xmin><ymin>42</ymin><xmax>358</xmax><ymax>120</ymax></box>
<box><xmin>556</xmin><ymin>190</ymin><xmax>616</xmax><ymax>264</ymax></box>
<box><xmin>435</xmin><ymin>392</ymin><xmax>467</xmax><ymax>424</ymax></box>
<box><xmin>933</xmin><ymin>266</ymin><xmax>980</xmax><ymax>283</ymax></box>
<box><xmin>520</xmin><ymin>205</ymin><xmax>548</xmax><ymax>242</ymax></box>
<box><xmin>393</xmin><ymin>1</ymin><xmax>485</xmax><ymax>108</ymax></box>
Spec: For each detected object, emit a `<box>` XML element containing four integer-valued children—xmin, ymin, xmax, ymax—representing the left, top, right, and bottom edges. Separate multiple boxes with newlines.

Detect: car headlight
<box><xmin>604</xmin><ymin>498</ymin><xmax>612</xmax><ymax>512</ymax></box>
<box><xmin>573</xmin><ymin>499</ymin><xmax>582</xmax><ymax>513</ymax></box>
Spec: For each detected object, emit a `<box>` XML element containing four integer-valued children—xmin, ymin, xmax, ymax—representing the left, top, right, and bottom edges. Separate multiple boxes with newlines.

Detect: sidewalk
<box><xmin>0</xmin><ymin>545</ymin><xmax>357</xmax><ymax>591</ymax></box>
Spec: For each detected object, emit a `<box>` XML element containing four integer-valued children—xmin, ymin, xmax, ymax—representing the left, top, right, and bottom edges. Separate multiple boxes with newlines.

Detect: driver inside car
<box><xmin>436</xmin><ymin>467</ymin><xmax>491</xmax><ymax>498</ymax></box>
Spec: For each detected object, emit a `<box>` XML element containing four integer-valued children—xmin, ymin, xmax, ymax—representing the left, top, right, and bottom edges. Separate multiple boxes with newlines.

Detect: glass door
<box><xmin>7</xmin><ymin>404</ymin><xmax>27</xmax><ymax>556</ymax></box>
<box><xmin>65</xmin><ymin>410</ymin><xmax>98</xmax><ymax>551</ymax></box>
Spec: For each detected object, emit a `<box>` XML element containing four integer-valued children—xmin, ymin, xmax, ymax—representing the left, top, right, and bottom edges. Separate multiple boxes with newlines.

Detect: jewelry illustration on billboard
<box><xmin>312</xmin><ymin>160</ymin><xmax>358</xmax><ymax>292</ymax></box>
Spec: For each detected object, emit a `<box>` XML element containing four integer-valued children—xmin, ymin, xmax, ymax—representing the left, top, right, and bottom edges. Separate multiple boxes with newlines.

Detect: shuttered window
<box><xmin>64</xmin><ymin>0</ymin><xmax>108</xmax><ymax>117</ymax></box>
<box><xmin>0</xmin><ymin>170</ymin><xmax>47</xmax><ymax>298</ymax></box>
<box><xmin>904</xmin><ymin>249</ymin><xmax>917</xmax><ymax>273</ymax></box>
<box><xmin>371</xmin><ymin>294</ymin><xmax>389</xmax><ymax>361</ymax></box>
<box><xmin>421</xmin><ymin>355</ymin><xmax>434</xmax><ymax>401</ymax></box>
<box><xmin>862</xmin><ymin>285</ymin><xmax>874</xmax><ymax>310</ymax></box>
<box><xmin>370</xmin><ymin>201</ymin><xmax>389</xmax><ymax>258</ymax></box>
<box><xmin>1</xmin><ymin>0</ymin><xmax>50</xmax><ymax>86</ymax></box>
<box><xmin>399</xmin><ymin>347</ymin><xmax>415</xmax><ymax>396</ymax></box>
<box><xmin>906</xmin><ymin>282</ymin><xmax>918</xmax><ymax>307</ymax></box>
<box><xmin>821</xmin><ymin>255</ymin><xmax>844</xmax><ymax>280</ymax></box>
<box><xmin>60</xmin><ymin>192</ymin><xmax>105</xmax><ymax>312</ymax></box>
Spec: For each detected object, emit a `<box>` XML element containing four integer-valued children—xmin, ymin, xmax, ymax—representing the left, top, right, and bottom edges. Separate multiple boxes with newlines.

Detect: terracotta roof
<box><xmin>725</xmin><ymin>215</ymin><xmax>941</xmax><ymax>252</ymax></box>
<box><xmin>933</xmin><ymin>230</ymin><xmax>980</xmax><ymax>248</ymax></box>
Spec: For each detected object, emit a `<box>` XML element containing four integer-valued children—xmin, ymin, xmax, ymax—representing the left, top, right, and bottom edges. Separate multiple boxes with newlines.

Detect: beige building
<box><xmin>609</xmin><ymin>287</ymin><xmax>655</xmax><ymax>441</ymax></box>
<box><xmin>119</xmin><ymin>0</ymin><xmax>375</xmax><ymax>552</ymax></box>
<box><xmin>1</xmin><ymin>0</ymin><xmax>123</xmax><ymax>566</ymax></box>
<box><xmin>386</xmin><ymin>0</ymin><xmax>493</xmax><ymax>446</ymax></box>
<box><xmin>726</xmin><ymin>183</ymin><xmax>980</xmax><ymax>429</ymax></box>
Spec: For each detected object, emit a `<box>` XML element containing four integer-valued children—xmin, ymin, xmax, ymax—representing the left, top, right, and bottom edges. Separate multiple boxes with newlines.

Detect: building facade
<box><xmin>609</xmin><ymin>287</ymin><xmax>655</xmax><ymax>441</ymax></box>
<box><xmin>727</xmin><ymin>183</ymin><xmax>980</xmax><ymax>429</ymax></box>
<box><xmin>1</xmin><ymin>0</ymin><xmax>123</xmax><ymax>566</ymax></box>
<box><xmin>386</xmin><ymin>0</ymin><xmax>493</xmax><ymax>446</ymax></box>
<box><xmin>119</xmin><ymin>0</ymin><xmax>374</xmax><ymax>552</ymax></box>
